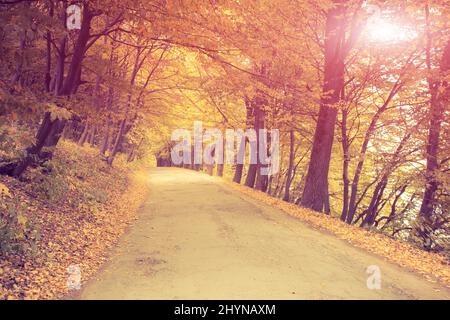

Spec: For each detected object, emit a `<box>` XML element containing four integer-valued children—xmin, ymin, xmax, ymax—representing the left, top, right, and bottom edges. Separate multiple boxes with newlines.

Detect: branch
<box><xmin>84</xmin><ymin>12</ymin><xmax>125</xmax><ymax>53</ymax></box>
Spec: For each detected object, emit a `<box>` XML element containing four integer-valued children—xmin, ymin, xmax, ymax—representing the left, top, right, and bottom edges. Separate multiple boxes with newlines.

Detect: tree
<box><xmin>416</xmin><ymin>5</ymin><xmax>450</xmax><ymax>249</ymax></box>
<box><xmin>301</xmin><ymin>0</ymin><xmax>363</xmax><ymax>212</ymax></box>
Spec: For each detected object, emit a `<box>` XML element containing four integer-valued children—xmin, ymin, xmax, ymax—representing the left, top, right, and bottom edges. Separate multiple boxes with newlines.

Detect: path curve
<box><xmin>76</xmin><ymin>168</ymin><xmax>450</xmax><ymax>299</ymax></box>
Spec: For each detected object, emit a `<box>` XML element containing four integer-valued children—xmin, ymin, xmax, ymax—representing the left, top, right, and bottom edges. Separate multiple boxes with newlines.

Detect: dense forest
<box><xmin>0</xmin><ymin>0</ymin><xmax>449</xmax><ymax>277</ymax></box>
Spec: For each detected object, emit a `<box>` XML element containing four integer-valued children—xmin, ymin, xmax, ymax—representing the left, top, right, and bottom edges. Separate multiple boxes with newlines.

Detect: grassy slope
<box><xmin>0</xmin><ymin>141</ymin><xmax>149</xmax><ymax>299</ymax></box>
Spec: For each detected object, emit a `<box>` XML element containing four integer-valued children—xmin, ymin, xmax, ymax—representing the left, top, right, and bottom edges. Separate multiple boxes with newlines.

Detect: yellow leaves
<box><xmin>17</xmin><ymin>213</ymin><xmax>27</xmax><ymax>226</ymax></box>
<box><xmin>47</xmin><ymin>103</ymin><xmax>72</xmax><ymax>121</ymax></box>
<box><xmin>0</xmin><ymin>182</ymin><xmax>12</xmax><ymax>198</ymax></box>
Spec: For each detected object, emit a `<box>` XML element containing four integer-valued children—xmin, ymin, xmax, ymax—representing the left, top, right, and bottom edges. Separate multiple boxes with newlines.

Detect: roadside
<box><xmin>226</xmin><ymin>179</ymin><xmax>450</xmax><ymax>289</ymax></box>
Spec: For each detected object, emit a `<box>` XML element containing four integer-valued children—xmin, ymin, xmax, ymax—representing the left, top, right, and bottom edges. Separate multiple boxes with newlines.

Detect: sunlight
<box><xmin>366</xmin><ymin>18</ymin><xmax>417</xmax><ymax>43</ymax></box>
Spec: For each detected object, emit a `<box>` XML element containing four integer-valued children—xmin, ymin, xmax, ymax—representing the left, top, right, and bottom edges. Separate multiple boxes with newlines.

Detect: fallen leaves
<box><xmin>0</xmin><ymin>141</ymin><xmax>149</xmax><ymax>300</ymax></box>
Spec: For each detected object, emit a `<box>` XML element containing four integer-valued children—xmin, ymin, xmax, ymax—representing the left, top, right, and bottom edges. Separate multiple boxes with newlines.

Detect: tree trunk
<box><xmin>217</xmin><ymin>164</ymin><xmax>224</xmax><ymax>177</ymax></box>
<box><xmin>245</xmin><ymin>103</ymin><xmax>262</xmax><ymax>188</ymax></box>
<box><xmin>340</xmin><ymin>107</ymin><xmax>350</xmax><ymax>221</ymax></box>
<box><xmin>346</xmin><ymin>113</ymin><xmax>380</xmax><ymax>223</ymax></box>
<box><xmin>107</xmin><ymin>119</ymin><xmax>126</xmax><ymax>165</ymax></box>
<box><xmin>416</xmin><ymin>37</ymin><xmax>450</xmax><ymax>248</ymax></box>
<box><xmin>44</xmin><ymin>119</ymin><xmax>66</xmax><ymax>147</ymax></box>
<box><xmin>206</xmin><ymin>164</ymin><xmax>214</xmax><ymax>176</ymax></box>
<box><xmin>61</xmin><ymin>3</ymin><xmax>93</xmax><ymax>95</ymax></box>
<box><xmin>283</xmin><ymin>130</ymin><xmax>295</xmax><ymax>202</ymax></box>
<box><xmin>10</xmin><ymin>29</ymin><xmax>27</xmax><ymax>91</ymax></box>
<box><xmin>233</xmin><ymin>165</ymin><xmax>244</xmax><ymax>183</ymax></box>
<box><xmin>88</xmin><ymin>125</ymin><xmax>96</xmax><ymax>146</ymax></box>
<box><xmin>44</xmin><ymin>0</ymin><xmax>54</xmax><ymax>92</ymax></box>
<box><xmin>233</xmin><ymin>137</ymin><xmax>246</xmax><ymax>183</ymax></box>
<box><xmin>11</xmin><ymin>112</ymin><xmax>55</xmax><ymax>177</ymax></box>
<box><xmin>361</xmin><ymin>178</ymin><xmax>387</xmax><ymax>228</ymax></box>
<box><xmin>78</xmin><ymin>123</ymin><xmax>90</xmax><ymax>145</ymax></box>
<box><xmin>234</xmin><ymin>99</ymin><xmax>252</xmax><ymax>183</ymax></box>
<box><xmin>255</xmin><ymin>110</ymin><xmax>267</xmax><ymax>191</ymax></box>
<box><xmin>62</xmin><ymin>120</ymin><xmax>75</xmax><ymax>140</ymax></box>
<box><xmin>51</xmin><ymin>37</ymin><xmax>66</xmax><ymax>95</ymax></box>
<box><xmin>100</xmin><ymin>118</ymin><xmax>111</xmax><ymax>155</ymax></box>
<box><xmin>50</xmin><ymin>1</ymin><xmax>67</xmax><ymax>95</ymax></box>
<box><xmin>129</xmin><ymin>137</ymin><xmax>143</xmax><ymax>162</ymax></box>
<box><xmin>301</xmin><ymin>1</ymin><xmax>346</xmax><ymax>212</ymax></box>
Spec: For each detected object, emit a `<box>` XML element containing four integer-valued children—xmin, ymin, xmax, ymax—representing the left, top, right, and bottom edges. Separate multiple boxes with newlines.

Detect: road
<box><xmin>75</xmin><ymin>167</ymin><xmax>450</xmax><ymax>299</ymax></box>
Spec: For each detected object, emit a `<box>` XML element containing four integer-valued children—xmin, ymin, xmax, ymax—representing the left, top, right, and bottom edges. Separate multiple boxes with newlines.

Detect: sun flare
<box><xmin>366</xmin><ymin>18</ymin><xmax>417</xmax><ymax>43</ymax></box>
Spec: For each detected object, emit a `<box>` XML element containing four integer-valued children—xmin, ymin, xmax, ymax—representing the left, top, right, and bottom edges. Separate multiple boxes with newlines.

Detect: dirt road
<box><xmin>76</xmin><ymin>168</ymin><xmax>450</xmax><ymax>299</ymax></box>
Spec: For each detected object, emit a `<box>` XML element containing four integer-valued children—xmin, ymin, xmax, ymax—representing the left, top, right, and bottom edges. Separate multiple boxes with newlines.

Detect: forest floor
<box><xmin>0</xmin><ymin>141</ymin><xmax>149</xmax><ymax>299</ymax></box>
<box><xmin>73</xmin><ymin>167</ymin><xmax>450</xmax><ymax>299</ymax></box>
